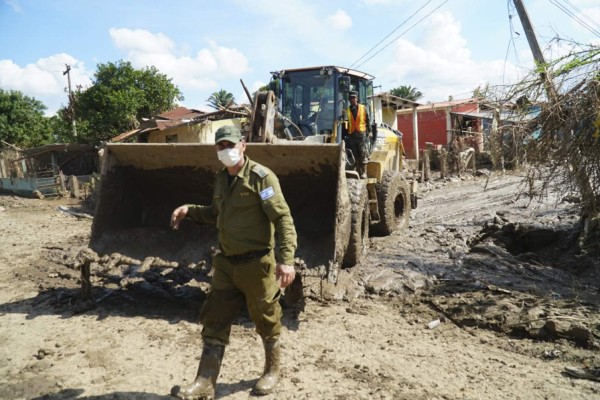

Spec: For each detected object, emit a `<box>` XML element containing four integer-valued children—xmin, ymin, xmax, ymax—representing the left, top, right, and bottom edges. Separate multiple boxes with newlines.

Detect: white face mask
<box><xmin>217</xmin><ymin>146</ymin><xmax>242</xmax><ymax>167</ymax></box>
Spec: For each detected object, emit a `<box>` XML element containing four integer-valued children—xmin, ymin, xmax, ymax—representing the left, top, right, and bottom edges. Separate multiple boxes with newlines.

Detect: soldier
<box><xmin>170</xmin><ymin>125</ymin><xmax>297</xmax><ymax>399</ymax></box>
<box><xmin>345</xmin><ymin>90</ymin><xmax>371</xmax><ymax>178</ymax></box>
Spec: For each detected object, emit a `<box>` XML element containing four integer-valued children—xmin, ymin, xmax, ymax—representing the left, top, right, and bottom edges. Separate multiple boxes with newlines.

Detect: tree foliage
<box><xmin>206</xmin><ymin>89</ymin><xmax>235</xmax><ymax>110</ymax></box>
<box><xmin>493</xmin><ymin>44</ymin><xmax>600</xmax><ymax>255</ymax></box>
<box><xmin>0</xmin><ymin>89</ymin><xmax>54</xmax><ymax>148</ymax></box>
<box><xmin>472</xmin><ymin>83</ymin><xmax>490</xmax><ymax>99</ymax></box>
<box><xmin>390</xmin><ymin>85</ymin><xmax>423</xmax><ymax>101</ymax></box>
<box><xmin>74</xmin><ymin>60</ymin><xmax>183</xmax><ymax>143</ymax></box>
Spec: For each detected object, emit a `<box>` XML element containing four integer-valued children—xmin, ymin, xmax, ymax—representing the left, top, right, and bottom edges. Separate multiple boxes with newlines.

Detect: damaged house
<box><xmin>0</xmin><ymin>143</ymin><xmax>98</xmax><ymax>198</ymax></box>
<box><xmin>110</xmin><ymin>106</ymin><xmax>249</xmax><ymax>143</ymax></box>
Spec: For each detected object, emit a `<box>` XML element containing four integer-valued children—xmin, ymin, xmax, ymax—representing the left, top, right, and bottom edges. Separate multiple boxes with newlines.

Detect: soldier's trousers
<box><xmin>199</xmin><ymin>251</ymin><xmax>282</xmax><ymax>345</ymax></box>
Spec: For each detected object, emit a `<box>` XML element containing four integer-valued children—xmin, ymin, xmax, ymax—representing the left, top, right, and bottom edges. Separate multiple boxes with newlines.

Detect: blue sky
<box><xmin>1</xmin><ymin>0</ymin><xmax>599</xmax><ymax>115</ymax></box>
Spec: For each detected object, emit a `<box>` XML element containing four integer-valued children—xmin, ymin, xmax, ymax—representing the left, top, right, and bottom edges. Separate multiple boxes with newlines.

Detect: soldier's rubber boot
<box><xmin>253</xmin><ymin>340</ymin><xmax>281</xmax><ymax>395</ymax></box>
<box><xmin>171</xmin><ymin>343</ymin><xmax>225</xmax><ymax>400</ymax></box>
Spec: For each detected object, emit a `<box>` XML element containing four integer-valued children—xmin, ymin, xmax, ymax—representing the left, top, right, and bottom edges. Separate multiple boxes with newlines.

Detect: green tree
<box><xmin>390</xmin><ymin>85</ymin><xmax>423</xmax><ymax>101</ymax></box>
<box><xmin>74</xmin><ymin>60</ymin><xmax>183</xmax><ymax>143</ymax></box>
<box><xmin>0</xmin><ymin>89</ymin><xmax>54</xmax><ymax>148</ymax></box>
<box><xmin>48</xmin><ymin>110</ymin><xmax>76</xmax><ymax>144</ymax></box>
<box><xmin>207</xmin><ymin>89</ymin><xmax>235</xmax><ymax>110</ymax></box>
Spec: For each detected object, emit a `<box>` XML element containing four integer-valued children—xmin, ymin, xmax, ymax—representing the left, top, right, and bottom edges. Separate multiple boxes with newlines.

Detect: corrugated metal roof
<box><xmin>159</xmin><ymin>106</ymin><xmax>204</xmax><ymax>120</ymax></box>
<box><xmin>23</xmin><ymin>143</ymin><xmax>94</xmax><ymax>157</ymax></box>
<box><xmin>397</xmin><ymin>98</ymin><xmax>479</xmax><ymax>114</ymax></box>
<box><xmin>110</xmin><ymin>129</ymin><xmax>143</xmax><ymax>143</ymax></box>
<box><xmin>155</xmin><ymin>120</ymin><xmax>184</xmax><ymax>130</ymax></box>
<box><xmin>370</xmin><ymin>92</ymin><xmax>420</xmax><ymax>110</ymax></box>
<box><xmin>110</xmin><ymin>105</ymin><xmax>251</xmax><ymax>142</ymax></box>
<box><xmin>451</xmin><ymin>107</ymin><xmax>540</xmax><ymax>122</ymax></box>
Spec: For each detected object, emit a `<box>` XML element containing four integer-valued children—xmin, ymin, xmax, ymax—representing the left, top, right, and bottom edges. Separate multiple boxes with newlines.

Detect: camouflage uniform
<box><xmin>186</xmin><ymin>156</ymin><xmax>297</xmax><ymax>344</ymax></box>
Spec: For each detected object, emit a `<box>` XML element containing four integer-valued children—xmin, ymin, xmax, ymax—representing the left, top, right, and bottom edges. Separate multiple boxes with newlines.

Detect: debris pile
<box><xmin>43</xmin><ymin>246</ymin><xmax>212</xmax><ymax>302</ymax></box>
<box><xmin>423</xmin><ymin>211</ymin><xmax>600</xmax><ymax>349</ymax></box>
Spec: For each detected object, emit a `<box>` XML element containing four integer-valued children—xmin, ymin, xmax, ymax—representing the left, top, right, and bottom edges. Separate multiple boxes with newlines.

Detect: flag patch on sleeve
<box><xmin>260</xmin><ymin>187</ymin><xmax>275</xmax><ymax>200</ymax></box>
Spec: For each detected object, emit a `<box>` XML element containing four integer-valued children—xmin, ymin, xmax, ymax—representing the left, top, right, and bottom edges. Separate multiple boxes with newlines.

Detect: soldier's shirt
<box><xmin>186</xmin><ymin>156</ymin><xmax>297</xmax><ymax>265</ymax></box>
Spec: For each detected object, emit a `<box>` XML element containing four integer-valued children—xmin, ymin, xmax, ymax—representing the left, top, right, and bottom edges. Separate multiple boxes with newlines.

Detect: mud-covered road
<box><xmin>0</xmin><ymin>172</ymin><xmax>599</xmax><ymax>399</ymax></box>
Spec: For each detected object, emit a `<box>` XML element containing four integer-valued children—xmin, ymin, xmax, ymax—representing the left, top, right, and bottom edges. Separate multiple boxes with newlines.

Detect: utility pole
<box><xmin>63</xmin><ymin>64</ymin><xmax>77</xmax><ymax>137</ymax></box>
<box><xmin>512</xmin><ymin>1</ymin><xmax>596</xmax><ymax>216</ymax></box>
<box><xmin>512</xmin><ymin>0</ymin><xmax>559</xmax><ymax>104</ymax></box>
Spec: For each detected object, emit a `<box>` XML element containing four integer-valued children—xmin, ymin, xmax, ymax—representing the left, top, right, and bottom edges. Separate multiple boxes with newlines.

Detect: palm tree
<box><xmin>390</xmin><ymin>85</ymin><xmax>423</xmax><ymax>101</ymax></box>
<box><xmin>206</xmin><ymin>90</ymin><xmax>235</xmax><ymax>110</ymax></box>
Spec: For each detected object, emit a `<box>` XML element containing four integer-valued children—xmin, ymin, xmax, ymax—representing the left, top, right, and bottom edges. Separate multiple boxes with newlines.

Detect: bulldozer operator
<box><xmin>344</xmin><ymin>90</ymin><xmax>371</xmax><ymax>178</ymax></box>
<box><xmin>169</xmin><ymin>125</ymin><xmax>298</xmax><ymax>399</ymax></box>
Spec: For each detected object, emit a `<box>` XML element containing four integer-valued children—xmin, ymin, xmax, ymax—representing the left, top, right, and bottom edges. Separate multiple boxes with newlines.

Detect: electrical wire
<box><xmin>504</xmin><ymin>0</ymin><xmax>522</xmax><ymax>82</ymax></box>
<box><xmin>349</xmin><ymin>0</ymin><xmax>436</xmax><ymax>69</ymax></box>
<box><xmin>353</xmin><ymin>0</ymin><xmax>449</xmax><ymax>70</ymax></box>
<box><xmin>549</xmin><ymin>0</ymin><xmax>600</xmax><ymax>38</ymax></box>
<box><xmin>560</xmin><ymin>0</ymin><xmax>600</xmax><ymax>35</ymax></box>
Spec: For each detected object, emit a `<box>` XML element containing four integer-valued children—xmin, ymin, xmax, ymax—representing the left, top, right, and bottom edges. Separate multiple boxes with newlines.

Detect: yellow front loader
<box><xmin>90</xmin><ymin>66</ymin><xmax>415</xmax><ymax>298</ymax></box>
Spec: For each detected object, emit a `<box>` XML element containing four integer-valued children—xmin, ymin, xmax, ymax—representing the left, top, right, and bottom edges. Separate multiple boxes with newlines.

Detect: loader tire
<box><xmin>371</xmin><ymin>171</ymin><xmax>410</xmax><ymax>236</ymax></box>
<box><xmin>342</xmin><ymin>179</ymin><xmax>370</xmax><ymax>268</ymax></box>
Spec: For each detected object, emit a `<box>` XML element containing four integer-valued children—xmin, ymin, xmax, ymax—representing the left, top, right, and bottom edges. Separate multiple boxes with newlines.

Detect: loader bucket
<box><xmin>90</xmin><ymin>143</ymin><xmax>349</xmax><ymax>274</ymax></box>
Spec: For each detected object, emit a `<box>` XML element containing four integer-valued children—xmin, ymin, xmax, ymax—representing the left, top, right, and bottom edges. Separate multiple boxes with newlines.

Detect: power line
<box><xmin>549</xmin><ymin>0</ymin><xmax>600</xmax><ymax>38</ymax></box>
<box><xmin>560</xmin><ymin>0</ymin><xmax>600</xmax><ymax>35</ymax></box>
<box><xmin>505</xmin><ymin>0</ymin><xmax>522</xmax><ymax>75</ymax></box>
<box><xmin>349</xmin><ymin>0</ymin><xmax>436</xmax><ymax>69</ymax></box>
<box><xmin>353</xmin><ymin>0</ymin><xmax>449</xmax><ymax>70</ymax></box>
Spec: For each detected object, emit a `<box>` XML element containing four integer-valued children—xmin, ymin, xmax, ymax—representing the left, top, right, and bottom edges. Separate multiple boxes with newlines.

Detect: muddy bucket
<box><xmin>90</xmin><ymin>143</ymin><xmax>349</xmax><ymax>273</ymax></box>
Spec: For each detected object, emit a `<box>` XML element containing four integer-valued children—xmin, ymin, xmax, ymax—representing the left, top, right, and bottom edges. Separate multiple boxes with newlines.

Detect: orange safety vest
<box><xmin>347</xmin><ymin>104</ymin><xmax>368</xmax><ymax>134</ymax></box>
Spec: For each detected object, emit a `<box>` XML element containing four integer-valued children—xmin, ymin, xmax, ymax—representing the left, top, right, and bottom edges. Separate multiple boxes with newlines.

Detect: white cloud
<box><xmin>109</xmin><ymin>28</ymin><xmax>250</xmax><ymax>106</ymax></box>
<box><xmin>4</xmin><ymin>0</ymin><xmax>21</xmax><ymax>12</ymax></box>
<box><xmin>0</xmin><ymin>54</ymin><xmax>91</xmax><ymax>114</ymax></box>
<box><xmin>573</xmin><ymin>6</ymin><xmax>600</xmax><ymax>39</ymax></box>
<box><xmin>232</xmin><ymin>0</ymin><xmax>350</xmax><ymax>62</ymax></box>
<box><xmin>587</xmin><ymin>7</ymin><xmax>600</xmax><ymax>22</ymax></box>
<box><xmin>328</xmin><ymin>10</ymin><xmax>353</xmax><ymax>30</ymax></box>
<box><xmin>571</xmin><ymin>0</ymin><xmax>600</xmax><ymax>6</ymax></box>
<box><xmin>109</xmin><ymin>28</ymin><xmax>174</xmax><ymax>54</ymax></box>
<box><xmin>0</xmin><ymin>28</ymin><xmax>252</xmax><ymax>115</ymax></box>
<box><xmin>0</xmin><ymin>60</ymin><xmax>57</xmax><ymax>95</ymax></box>
<box><xmin>380</xmin><ymin>12</ymin><xmax>522</xmax><ymax>102</ymax></box>
<box><xmin>420</xmin><ymin>12</ymin><xmax>470</xmax><ymax>62</ymax></box>
<box><xmin>210</xmin><ymin>43</ymin><xmax>250</xmax><ymax>77</ymax></box>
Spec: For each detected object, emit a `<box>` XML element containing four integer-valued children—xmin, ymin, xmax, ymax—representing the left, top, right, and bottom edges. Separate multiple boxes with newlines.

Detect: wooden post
<box><xmin>439</xmin><ymin>148</ymin><xmax>448</xmax><ymax>178</ymax></box>
<box><xmin>468</xmin><ymin>149</ymin><xmax>477</xmax><ymax>172</ymax></box>
<box><xmin>490</xmin><ymin>107</ymin><xmax>505</xmax><ymax>172</ymax></box>
<box><xmin>80</xmin><ymin>260</ymin><xmax>91</xmax><ymax>300</ymax></box>
<box><xmin>420</xmin><ymin>149</ymin><xmax>430</xmax><ymax>182</ymax></box>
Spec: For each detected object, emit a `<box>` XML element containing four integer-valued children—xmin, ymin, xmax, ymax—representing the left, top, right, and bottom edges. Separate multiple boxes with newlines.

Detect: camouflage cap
<box><xmin>214</xmin><ymin>126</ymin><xmax>243</xmax><ymax>144</ymax></box>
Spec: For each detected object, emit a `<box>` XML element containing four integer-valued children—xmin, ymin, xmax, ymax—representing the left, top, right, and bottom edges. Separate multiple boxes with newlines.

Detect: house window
<box><xmin>166</xmin><ymin>134</ymin><xmax>178</xmax><ymax>143</ymax></box>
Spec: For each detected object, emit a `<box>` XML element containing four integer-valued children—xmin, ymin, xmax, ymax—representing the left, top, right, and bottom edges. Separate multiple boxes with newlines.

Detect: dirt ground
<box><xmin>1</xmin><ymin>171</ymin><xmax>599</xmax><ymax>400</ymax></box>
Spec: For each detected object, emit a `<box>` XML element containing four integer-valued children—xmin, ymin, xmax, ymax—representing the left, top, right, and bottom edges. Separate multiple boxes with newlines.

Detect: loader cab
<box><xmin>271</xmin><ymin>66</ymin><xmax>374</xmax><ymax>142</ymax></box>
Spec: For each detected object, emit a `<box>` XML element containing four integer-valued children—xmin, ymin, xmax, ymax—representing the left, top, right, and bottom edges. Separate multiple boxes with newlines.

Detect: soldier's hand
<box><xmin>275</xmin><ymin>263</ymin><xmax>296</xmax><ymax>289</ymax></box>
<box><xmin>170</xmin><ymin>205</ymin><xmax>189</xmax><ymax>230</ymax></box>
